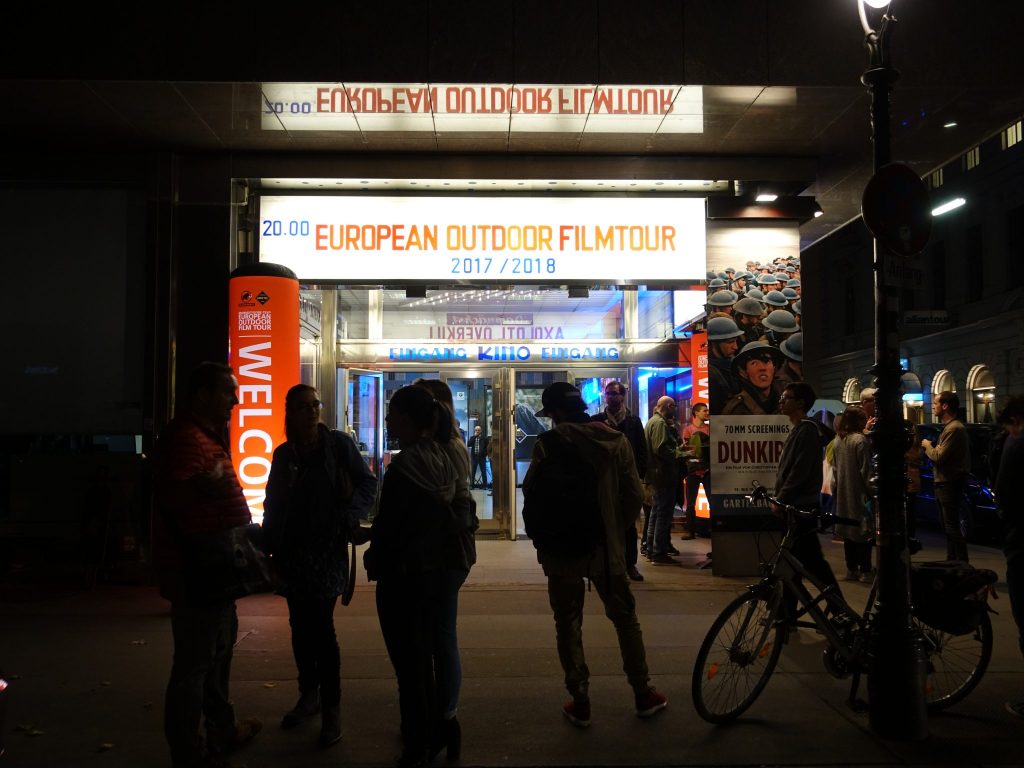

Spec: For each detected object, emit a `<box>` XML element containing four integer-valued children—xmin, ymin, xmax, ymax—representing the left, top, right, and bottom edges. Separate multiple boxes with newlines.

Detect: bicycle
<box><xmin>691</xmin><ymin>483</ymin><xmax>994</xmax><ymax>724</ymax></box>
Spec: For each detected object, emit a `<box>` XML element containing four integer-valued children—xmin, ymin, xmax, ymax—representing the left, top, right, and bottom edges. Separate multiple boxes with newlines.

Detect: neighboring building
<box><xmin>803</xmin><ymin>117</ymin><xmax>1024</xmax><ymax>424</ymax></box>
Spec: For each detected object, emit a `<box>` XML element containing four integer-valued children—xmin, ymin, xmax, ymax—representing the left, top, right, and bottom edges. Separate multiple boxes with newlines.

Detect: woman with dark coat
<box><xmin>413</xmin><ymin>378</ymin><xmax>477</xmax><ymax>760</ymax></box>
<box><xmin>263</xmin><ymin>384</ymin><xmax>378</xmax><ymax>747</ymax></box>
<box><xmin>365</xmin><ymin>385</ymin><xmax>468</xmax><ymax>767</ymax></box>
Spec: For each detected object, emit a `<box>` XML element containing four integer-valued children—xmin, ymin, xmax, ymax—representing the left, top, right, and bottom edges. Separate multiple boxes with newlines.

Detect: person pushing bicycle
<box><xmin>775</xmin><ymin>382</ymin><xmax>842</xmax><ymax>620</ymax></box>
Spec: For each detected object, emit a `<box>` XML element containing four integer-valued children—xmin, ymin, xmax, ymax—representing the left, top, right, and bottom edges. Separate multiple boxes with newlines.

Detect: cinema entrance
<box><xmin>331</xmin><ymin>339</ymin><xmax>694</xmax><ymax>541</ymax></box>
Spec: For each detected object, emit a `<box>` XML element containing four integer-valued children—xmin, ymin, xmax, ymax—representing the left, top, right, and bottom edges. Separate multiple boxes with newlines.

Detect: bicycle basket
<box><xmin>910</xmin><ymin>561</ymin><xmax>996</xmax><ymax>636</ymax></box>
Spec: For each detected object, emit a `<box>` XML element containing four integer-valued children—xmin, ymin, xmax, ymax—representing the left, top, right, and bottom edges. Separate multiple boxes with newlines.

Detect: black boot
<box><xmin>430</xmin><ymin>716</ymin><xmax>461</xmax><ymax>762</ymax></box>
<box><xmin>319</xmin><ymin>704</ymin><xmax>341</xmax><ymax>747</ymax></box>
<box><xmin>281</xmin><ymin>690</ymin><xmax>320</xmax><ymax>729</ymax></box>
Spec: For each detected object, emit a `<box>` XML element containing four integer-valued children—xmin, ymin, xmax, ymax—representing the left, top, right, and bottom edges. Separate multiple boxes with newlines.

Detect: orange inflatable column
<box><xmin>228</xmin><ymin>263</ymin><xmax>300</xmax><ymax>524</ymax></box>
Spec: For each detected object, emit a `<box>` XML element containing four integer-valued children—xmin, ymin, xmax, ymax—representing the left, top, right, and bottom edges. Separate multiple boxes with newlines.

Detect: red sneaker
<box><xmin>635</xmin><ymin>687</ymin><xmax>668</xmax><ymax>718</ymax></box>
<box><xmin>562</xmin><ymin>699</ymin><xmax>591</xmax><ymax>728</ymax></box>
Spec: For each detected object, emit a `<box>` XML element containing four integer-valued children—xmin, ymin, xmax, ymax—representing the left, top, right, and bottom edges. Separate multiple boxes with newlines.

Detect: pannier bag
<box><xmin>910</xmin><ymin>560</ymin><xmax>997</xmax><ymax>636</ymax></box>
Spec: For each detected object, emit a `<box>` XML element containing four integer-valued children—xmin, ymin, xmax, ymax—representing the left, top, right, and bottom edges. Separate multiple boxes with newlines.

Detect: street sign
<box><xmin>861</xmin><ymin>163</ymin><xmax>932</xmax><ymax>256</ymax></box>
<box><xmin>884</xmin><ymin>259</ymin><xmax>924</xmax><ymax>288</ymax></box>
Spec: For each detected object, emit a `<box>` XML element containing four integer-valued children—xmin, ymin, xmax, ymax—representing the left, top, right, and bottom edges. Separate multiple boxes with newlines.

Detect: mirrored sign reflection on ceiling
<box><xmin>260</xmin><ymin>83</ymin><xmax>704</xmax><ymax>134</ymax></box>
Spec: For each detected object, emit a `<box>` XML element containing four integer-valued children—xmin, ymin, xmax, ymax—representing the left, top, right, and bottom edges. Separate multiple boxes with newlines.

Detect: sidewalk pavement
<box><xmin>3</xmin><ymin>526</ymin><xmax>1023</xmax><ymax>767</ymax></box>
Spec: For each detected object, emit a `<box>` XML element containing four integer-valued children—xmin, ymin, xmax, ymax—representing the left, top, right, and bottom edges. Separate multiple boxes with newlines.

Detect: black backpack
<box><xmin>522</xmin><ymin>430</ymin><xmax>604</xmax><ymax>557</ymax></box>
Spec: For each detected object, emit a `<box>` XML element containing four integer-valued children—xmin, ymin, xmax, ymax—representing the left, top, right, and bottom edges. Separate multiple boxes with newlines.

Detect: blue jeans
<box><xmin>165</xmin><ymin>598</ymin><xmax>238</xmax><ymax>766</ymax></box>
<box><xmin>432</xmin><ymin>568</ymin><xmax>469</xmax><ymax>718</ymax></box>
<box><xmin>647</xmin><ymin>484</ymin><xmax>676</xmax><ymax>556</ymax></box>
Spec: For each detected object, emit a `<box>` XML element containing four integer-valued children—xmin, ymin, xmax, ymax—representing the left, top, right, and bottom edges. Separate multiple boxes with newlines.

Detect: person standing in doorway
<box><xmin>591</xmin><ymin>381</ymin><xmax>648</xmax><ymax>581</ymax></box>
<box><xmin>681</xmin><ymin>403</ymin><xmax>711</xmax><ymax>540</ymax></box>
<box><xmin>467</xmin><ymin>425</ymin><xmax>490</xmax><ymax>489</ymax></box>
<box><xmin>154</xmin><ymin>362</ymin><xmax>262</xmax><ymax>768</ymax></box>
<box><xmin>921</xmin><ymin>391</ymin><xmax>971</xmax><ymax>562</ymax></box>
<box><xmin>644</xmin><ymin>396</ymin><xmax>686</xmax><ymax>564</ymax></box>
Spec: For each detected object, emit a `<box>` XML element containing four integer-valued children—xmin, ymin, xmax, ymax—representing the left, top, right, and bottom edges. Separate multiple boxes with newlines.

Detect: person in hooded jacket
<box><xmin>365</xmin><ymin>385</ymin><xmax>461</xmax><ymax>768</ymax></box>
<box><xmin>524</xmin><ymin>383</ymin><xmax>667</xmax><ymax>729</ymax></box>
<box><xmin>263</xmin><ymin>384</ymin><xmax>378</xmax><ymax>747</ymax></box>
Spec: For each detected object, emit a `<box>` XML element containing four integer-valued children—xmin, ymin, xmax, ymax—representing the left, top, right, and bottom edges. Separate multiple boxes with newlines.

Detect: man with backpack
<box><xmin>523</xmin><ymin>382</ymin><xmax>667</xmax><ymax>729</ymax></box>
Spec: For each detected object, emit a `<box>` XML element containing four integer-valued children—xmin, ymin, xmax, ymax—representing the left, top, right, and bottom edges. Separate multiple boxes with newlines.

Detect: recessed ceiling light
<box><xmin>943</xmin><ymin>121</ymin><xmax>958</xmax><ymax>128</ymax></box>
<box><xmin>756</xmin><ymin>193</ymin><xmax>778</xmax><ymax>202</ymax></box>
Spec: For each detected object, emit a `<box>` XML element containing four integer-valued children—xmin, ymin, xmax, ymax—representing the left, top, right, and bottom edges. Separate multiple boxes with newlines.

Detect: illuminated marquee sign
<box><xmin>259</xmin><ymin>195</ymin><xmax>707</xmax><ymax>283</ymax></box>
<box><xmin>261</xmin><ymin>82</ymin><xmax>703</xmax><ymax>134</ymax></box>
<box><xmin>337</xmin><ymin>341</ymin><xmax>682</xmax><ymax>366</ymax></box>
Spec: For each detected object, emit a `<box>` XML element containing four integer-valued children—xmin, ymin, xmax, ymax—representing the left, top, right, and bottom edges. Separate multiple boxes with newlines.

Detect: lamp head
<box><xmin>863</xmin><ymin>0</ymin><xmax>891</xmax><ymax>8</ymax></box>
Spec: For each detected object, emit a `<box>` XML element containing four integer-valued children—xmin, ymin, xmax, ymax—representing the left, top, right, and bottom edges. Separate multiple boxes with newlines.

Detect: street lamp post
<box><xmin>858</xmin><ymin>0</ymin><xmax>929</xmax><ymax>740</ymax></box>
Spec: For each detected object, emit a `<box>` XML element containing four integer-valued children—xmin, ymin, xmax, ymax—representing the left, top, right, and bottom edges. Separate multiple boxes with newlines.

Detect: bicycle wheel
<box><xmin>915</xmin><ymin>611</ymin><xmax>992</xmax><ymax>711</ymax></box>
<box><xmin>692</xmin><ymin>588</ymin><xmax>785</xmax><ymax>723</ymax></box>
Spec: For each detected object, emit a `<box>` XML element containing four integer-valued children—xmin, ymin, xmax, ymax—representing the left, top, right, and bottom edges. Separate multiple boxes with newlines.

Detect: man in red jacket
<box><xmin>156</xmin><ymin>362</ymin><xmax>261</xmax><ymax>768</ymax></box>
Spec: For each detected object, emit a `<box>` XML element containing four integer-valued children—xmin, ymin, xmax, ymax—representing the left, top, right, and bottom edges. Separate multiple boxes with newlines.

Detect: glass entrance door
<box><xmin>442</xmin><ymin>371</ymin><xmax>508</xmax><ymax>537</ymax></box>
<box><xmin>338</xmin><ymin>368</ymin><xmax>384</xmax><ymax>480</ymax></box>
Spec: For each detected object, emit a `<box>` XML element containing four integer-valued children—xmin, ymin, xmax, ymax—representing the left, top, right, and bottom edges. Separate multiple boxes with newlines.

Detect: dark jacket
<box><xmin>264</xmin><ymin>425</ymin><xmax>378</xmax><ymax>599</ymax></box>
<box><xmin>644</xmin><ymin>411</ymin><xmax>685</xmax><ymax>488</ymax></box>
<box><xmin>591</xmin><ymin>408</ymin><xmax>648</xmax><ymax>478</ymax></box>
<box><xmin>467</xmin><ymin>433</ymin><xmax>490</xmax><ymax>459</ymax></box>
<box><xmin>996</xmin><ymin>433</ymin><xmax>1023</xmax><ymax>558</ymax></box>
<box><xmin>775</xmin><ymin>418</ymin><xmax>824</xmax><ymax>509</ymax></box>
<box><xmin>523</xmin><ymin>420</ymin><xmax>643</xmax><ymax>578</ymax></box>
<box><xmin>365</xmin><ymin>439</ymin><xmax>459</xmax><ymax>581</ymax></box>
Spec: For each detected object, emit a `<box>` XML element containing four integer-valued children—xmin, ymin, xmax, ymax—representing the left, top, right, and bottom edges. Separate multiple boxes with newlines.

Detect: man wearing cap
<box><xmin>524</xmin><ymin>383</ymin><xmax>667</xmax><ymax>727</ymax></box>
<box><xmin>643</xmin><ymin>396</ymin><xmax>688</xmax><ymax>564</ymax></box>
<box><xmin>722</xmin><ymin>341</ymin><xmax>784</xmax><ymax>416</ymax></box>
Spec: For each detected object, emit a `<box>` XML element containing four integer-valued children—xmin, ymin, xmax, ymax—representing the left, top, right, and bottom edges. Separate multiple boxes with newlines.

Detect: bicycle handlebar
<box><xmin>745</xmin><ymin>482</ymin><xmax>860</xmax><ymax>528</ymax></box>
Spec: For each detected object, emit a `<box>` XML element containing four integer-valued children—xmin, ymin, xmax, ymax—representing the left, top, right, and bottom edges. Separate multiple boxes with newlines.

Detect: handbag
<box><xmin>183</xmin><ymin>523</ymin><xmax>275</xmax><ymax>603</ymax></box>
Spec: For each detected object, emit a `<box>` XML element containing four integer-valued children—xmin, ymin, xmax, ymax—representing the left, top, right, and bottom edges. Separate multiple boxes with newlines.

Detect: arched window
<box><xmin>901</xmin><ymin>371</ymin><xmax>924</xmax><ymax>423</ymax></box>
<box><xmin>931</xmin><ymin>370</ymin><xmax>956</xmax><ymax>423</ymax></box>
<box><xmin>842</xmin><ymin>377</ymin><xmax>862</xmax><ymax>405</ymax></box>
<box><xmin>966</xmin><ymin>364</ymin><xmax>996</xmax><ymax>423</ymax></box>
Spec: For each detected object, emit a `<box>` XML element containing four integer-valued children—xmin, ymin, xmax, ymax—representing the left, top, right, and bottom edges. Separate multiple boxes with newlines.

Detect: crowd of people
<box><xmin>155</xmin><ymin>366</ymin><xmax>678</xmax><ymax>768</ymax></box>
<box><xmin>154</xmin><ymin>341</ymin><xmax>1024</xmax><ymax>767</ymax></box>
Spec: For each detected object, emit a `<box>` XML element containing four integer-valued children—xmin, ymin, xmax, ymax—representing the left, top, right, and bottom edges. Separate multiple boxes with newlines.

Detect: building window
<box><xmin>931</xmin><ymin>240</ymin><xmax>946</xmax><ymax>307</ymax></box>
<box><xmin>966</xmin><ymin>364</ymin><xmax>996</xmax><ymax>423</ymax></box>
<box><xmin>1002</xmin><ymin>120</ymin><xmax>1023</xmax><ymax>150</ymax></box>
<box><xmin>1007</xmin><ymin>204</ymin><xmax>1024</xmax><ymax>285</ymax></box>
<box><xmin>931</xmin><ymin>370</ymin><xmax>957</xmax><ymax>423</ymax></box>
<box><xmin>929</xmin><ymin>168</ymin><xmax>944</xmax><ymax>189</ymax></box>
<box><xmin>964</xmin><ymin>145</ymin><xmax>981</xmax><ymax>170</ymax></box>
<box><xmin>966</xmin><ymin>225</ymin><xmax>983</xmax><ymax>302</ymax></box>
